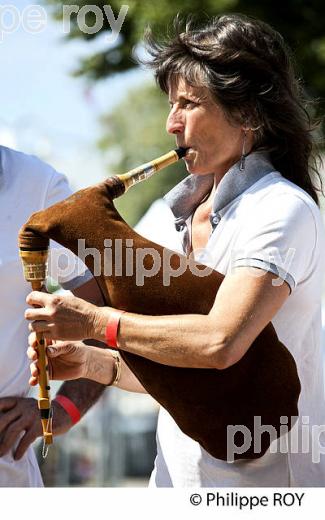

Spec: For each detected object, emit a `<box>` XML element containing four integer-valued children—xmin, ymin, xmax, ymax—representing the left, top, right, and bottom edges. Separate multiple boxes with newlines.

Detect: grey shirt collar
<box><xmin>164</xmin><ymin>151</ymin><xmax>276</xmax><ymax>231</ymax></box>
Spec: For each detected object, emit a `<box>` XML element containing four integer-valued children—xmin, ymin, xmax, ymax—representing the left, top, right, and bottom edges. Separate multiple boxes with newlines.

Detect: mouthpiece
<box><xmin>116</xmin><ymin>147</ymin><xmax>188</xmax><ymax>193</ymax></box>
<box><xmin>175</xmin><ymin>147</ymin><xmax>188</xmax><ymax>159</ymax></box>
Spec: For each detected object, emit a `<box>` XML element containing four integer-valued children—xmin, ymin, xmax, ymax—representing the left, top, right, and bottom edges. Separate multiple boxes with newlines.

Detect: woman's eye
<box><xmin>184</xmin><ymin>100</ymin><xmax>197</xmax><ymax>108</ymax></box>
<box><xmin>168</xmin><ymin>100</ymin><xmax>198</xmax><ymax>110</ymax></box>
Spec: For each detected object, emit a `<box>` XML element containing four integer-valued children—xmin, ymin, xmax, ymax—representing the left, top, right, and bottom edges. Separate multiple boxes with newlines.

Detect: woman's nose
<box><xmin>166</xmin><ymin>109</ymin><xmax>185</xmax><ymax>135</ymax></box>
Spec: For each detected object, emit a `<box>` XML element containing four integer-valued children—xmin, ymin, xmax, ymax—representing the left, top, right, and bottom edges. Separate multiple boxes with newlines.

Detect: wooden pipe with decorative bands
<box><xmin>19</xmin><ymin>240</ymin><xmax>53</xmax><ymax>451</ymax></box>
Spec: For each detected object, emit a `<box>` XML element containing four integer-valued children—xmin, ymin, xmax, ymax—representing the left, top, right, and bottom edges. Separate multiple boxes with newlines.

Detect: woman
<box><xmin>26</xmin><ymin>14</ymin><xmax>325</xmax><ymax>486</ymax></box>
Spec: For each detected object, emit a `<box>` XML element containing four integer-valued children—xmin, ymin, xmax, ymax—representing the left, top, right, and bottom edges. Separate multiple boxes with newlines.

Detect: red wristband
<box><xmin>54</xmin><ymin>395</ymin><xmax>81</xmax><ymax>425</ymax></box>
<box><xmin>105</xmin><ymin>310</ymin><xmax>125</xmax><ymax>349</ymax></box>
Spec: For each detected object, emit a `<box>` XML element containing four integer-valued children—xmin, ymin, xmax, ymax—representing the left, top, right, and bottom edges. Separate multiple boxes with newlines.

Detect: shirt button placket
<box><xmin>176</xmin><ymin>220</ymin><xmax>190</xmax><ymax>255</ymax></box>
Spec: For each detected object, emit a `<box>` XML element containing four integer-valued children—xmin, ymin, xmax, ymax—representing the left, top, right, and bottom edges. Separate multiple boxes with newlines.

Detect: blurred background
<box><xmin>1</xmin><ymin>0</ymin><xmax>324</xmax><ymax>486</ymax></box>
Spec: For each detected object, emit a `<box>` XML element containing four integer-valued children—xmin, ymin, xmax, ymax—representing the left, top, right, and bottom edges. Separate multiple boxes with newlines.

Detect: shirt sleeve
<box><xmin>230</xmin><ymin>193</ymin><xmax>318</xmax><ymax>293</ymax></box>
<box><xmin>45</xmin><ymin>170</ymin><xmax>93</xmax><ymax>289</ymax></box>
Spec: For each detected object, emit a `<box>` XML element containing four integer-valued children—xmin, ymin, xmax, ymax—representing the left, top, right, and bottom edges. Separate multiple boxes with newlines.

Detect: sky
<box><xmin>0</xmin><ymin>0</ymin><xmax>149</xmax><ymax>188</ymax></box>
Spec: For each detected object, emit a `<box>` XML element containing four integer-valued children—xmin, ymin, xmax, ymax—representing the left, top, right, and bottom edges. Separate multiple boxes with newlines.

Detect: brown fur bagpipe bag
<box><xmin>19</xmin><ymin>149</ymin><xmax>300</xmax><ymax>461</ymax></box>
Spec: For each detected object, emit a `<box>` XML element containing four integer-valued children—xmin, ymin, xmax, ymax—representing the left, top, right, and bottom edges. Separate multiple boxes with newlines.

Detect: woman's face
<box><xmin>166</xmin><ymin>78</ymin><xmax>245</xmax><ymax>178</ymax></box>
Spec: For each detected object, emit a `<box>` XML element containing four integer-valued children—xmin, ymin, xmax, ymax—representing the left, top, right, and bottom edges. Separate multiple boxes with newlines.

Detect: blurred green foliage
<box><xmin>46</xmin><ymin>0</ymin><xmax>325</xmax><ymax>91</ymax></box>
<box><xmin>46</xmin><ymin>0</ymin><xmax>325</xmax><ymax>223</ymax></box>
<box><xmin>98</xmin><ymin>82</ymin><xmax>186</xmax><ymax>225</ymax></box>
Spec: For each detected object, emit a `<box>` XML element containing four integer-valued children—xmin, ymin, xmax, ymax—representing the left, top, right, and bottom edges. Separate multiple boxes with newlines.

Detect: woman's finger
<box><xmin>26</xmin><ymin>291</ymin><xmax>52</xmax><ymax>307</ymax></box>
<box><xmin>30</xmin><ymin>362</ymin><xmax>39</xmax><ymax>378</ymax></box>
<box><xmin>28</xmin><ymin>375</ymin><xmax>38</xmax><ymax>387</ymax></box>
<box><xmin>24</xmin><ymin>307</ymin><xmax>50</xmax><ymax>321</ymax></box>
<box><xmin>28</xmin><ymin>332</ymin><xmax>37</xmax><ymax>347</ymax></box>
<box><xmin>28</xmin><ymin>325</ymin><xmax>53</xmax><ymax>343</ymax></box>
<box><xmin>46</xmin><ymin>344</ymin><xmax>72</xmax><ymax>358</ymax></box>
<box><xmin>28</xmin><ymin>321</ymin><xmax>51</xmax><ymax>334</ymax></box>
<box><xmin>27</xmin><ymin>346</ymin><xmax>38</xmax><ymax>361</ymax></box>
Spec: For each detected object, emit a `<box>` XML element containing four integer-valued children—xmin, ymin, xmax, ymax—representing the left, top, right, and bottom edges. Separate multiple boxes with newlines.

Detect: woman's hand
<box><xmin>25</xmin><ymin>291</ymin><xmax>99</xmax><ymax>341</ymax></box>
<box><xmin>27</xmin><ymin>332</ymin><xmax>115</xmax><ymax>386</ymax></box>
<box><xmin>27</xmin><ymin>332</ymin><xmax>90</xmax><ymax>384</ymax></box>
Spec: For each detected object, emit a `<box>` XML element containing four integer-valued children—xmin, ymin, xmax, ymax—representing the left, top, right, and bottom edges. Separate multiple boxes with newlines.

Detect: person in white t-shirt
<box><xmin>26</xmin><ymin>14</ymin><xmax>325</xmax><ymax>486</ymax></box>
<box><xmin>0</xmin><ymin>145</ymin><xmax>106</xmax><ymax>486</ymax></box>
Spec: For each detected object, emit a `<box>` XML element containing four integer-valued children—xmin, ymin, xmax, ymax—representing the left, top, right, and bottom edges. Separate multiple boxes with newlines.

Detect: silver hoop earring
<box><xmin>239</xmin><ymin>130</ymin><xmax>247</xmax><ymax>171</ymax></box>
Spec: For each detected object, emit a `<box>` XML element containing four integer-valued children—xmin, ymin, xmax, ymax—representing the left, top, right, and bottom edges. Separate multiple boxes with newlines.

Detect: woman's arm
<box><xmin>84</xmin><ymin>346</ymin><xmax>147</xmax><ymax>393</ymax></box>
<box><xmin>28</xmin><ymin>335</ymin><xmax>147</xmax><ymax>394</ymax></box>
<box><xmin>114</xmin><ymin>266</ymin><xmax>290</xmax><ymax>369</ymax></box>
<box><xmin>26</xmin><ymin>266</ymin><xmax>290</xmax><ymax>370</ymax></box>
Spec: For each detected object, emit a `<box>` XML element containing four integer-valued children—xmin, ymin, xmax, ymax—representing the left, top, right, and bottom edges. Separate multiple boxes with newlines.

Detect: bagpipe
<box><xmin>19</xmin><ymin>148</ymin><xmax>300</xmax><ymax>461</ymax></box>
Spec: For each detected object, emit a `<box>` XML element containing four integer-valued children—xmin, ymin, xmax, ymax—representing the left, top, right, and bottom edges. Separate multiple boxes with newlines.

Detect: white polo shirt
<box><xmin>140</xmin><ymin>152</ymin><xmax>325</xmax><ymax>487</ymax></box>
<box><xmin>0</xmin><ymin>145</ymin><xmax>91</xmax><ymax>486</ymax></box>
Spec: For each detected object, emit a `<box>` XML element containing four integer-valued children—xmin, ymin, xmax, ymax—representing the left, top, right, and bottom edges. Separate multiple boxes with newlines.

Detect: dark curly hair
<box><xmin>144</xmin><ymin>14</ymin><xmax>323</xmax><ymax>205</ymax></box>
